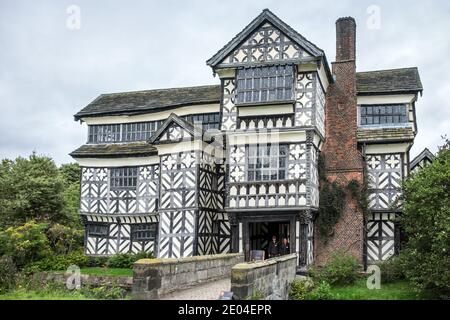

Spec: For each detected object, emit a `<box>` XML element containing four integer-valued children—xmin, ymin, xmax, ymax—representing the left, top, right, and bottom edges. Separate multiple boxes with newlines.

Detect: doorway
<box><xmin>249</xmin><ymin>221</ymin><xmax>290</xmax><ymax>257</ymax></box>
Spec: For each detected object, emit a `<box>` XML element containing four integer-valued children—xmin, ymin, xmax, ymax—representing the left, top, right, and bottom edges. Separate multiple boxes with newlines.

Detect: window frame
<box><xmin>131</xmin><ymin>223</ymin><xmax>157</xmax><ymax>242</ymax></box>
<box><xmin>182</xmin><ymin>113</ymin><xmax>220</xmax><ymax>131</ymax></box>
<box><xmin>235</xmin><ymin>65</ymin><xmax>295</xmax><ymax>105</ymax></box>
<box><xmin>246</xmin><ymin>144</ymin><xmax>288</xmax><ymax>182</ymax></box>
<box><xmin>359</xmin><ymin>104</ymin><xmax>409</xmax><ymax>127</ymax></box>
<box><xmin>87</xmin><ymin>223</ymin><xmax>108</xmax><ymax>237</ymax></box>
<box><xmin>110</xmin><ymin>167</ymin><xmax>138</xmax><ymax>191</ymax></box>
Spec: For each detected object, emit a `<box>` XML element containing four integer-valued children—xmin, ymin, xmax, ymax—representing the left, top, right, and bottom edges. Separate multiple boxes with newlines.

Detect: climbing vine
<box><xmin>316</xmin><ymin>155</ymin><xmax>370</xmax><ymax>242</ymax></box>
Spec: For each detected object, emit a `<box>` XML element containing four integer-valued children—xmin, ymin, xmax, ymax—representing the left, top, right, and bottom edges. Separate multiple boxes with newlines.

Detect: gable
<box><xmin>207</xmin><ymin>9</ymin><xmax>326</xmax><ymax>69</ymax></box>
<box><xmin>221</xmin><ymin>22</ymin><xmax>311</xmax><ymax>66</ymax></box>
<box><xmin>149</xmin><ymin>113</ymin><xmax>196</xmax><ymax>144</ymax></box>
<box><xmin>155</xmin><ymin>123</ymin><xmax>192</xmax><ymax>143</ymax></box>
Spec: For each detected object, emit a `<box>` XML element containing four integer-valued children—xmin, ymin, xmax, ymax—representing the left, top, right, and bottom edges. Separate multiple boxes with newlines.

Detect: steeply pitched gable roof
<box><xmin>74</xmin><ymin>85</ymin><xmax>221</xmax><ymax>121</ymax></box>
<box><xmin>149</xmin><ymin>113</ymin><xmax>202</xmax><ymax>144</ymax></box>
<box><xmin>206</xmin><ymin>9</ymin><xmax>326</xmax><ymax>68</ymax></box>
<box><xmin>410</xmin><ymin>148</ymin><xmax>435</xmax><ymax>170</ymax></box>
<box><xmin>356</xmin><ymin>67</ymin><xmax>423</xmax><ymax>95</ymax></box>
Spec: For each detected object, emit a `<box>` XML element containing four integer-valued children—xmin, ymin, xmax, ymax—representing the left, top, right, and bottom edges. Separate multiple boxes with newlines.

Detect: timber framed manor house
<box><xmin>71</xmin><ymin>10</ymin><xmax>423</xmax><ymax>268</ymax></box>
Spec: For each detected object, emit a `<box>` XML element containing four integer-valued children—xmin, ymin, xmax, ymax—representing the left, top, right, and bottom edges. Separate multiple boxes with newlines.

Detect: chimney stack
<box><xmin>336</xmin><ymin>17</ymin><xmax>356</xmax><ymax>62</ymax></box>
<box><xmin>316</xmin><ymin>16</ymin><xmax>364</xmax><ymax>266</ymax></box>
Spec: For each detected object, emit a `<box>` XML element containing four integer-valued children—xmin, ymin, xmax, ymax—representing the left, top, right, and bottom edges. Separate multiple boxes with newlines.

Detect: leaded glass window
<box><xmin>360</xmin><ymin>105</ymin><xmax>408</xmax><ymax>126</ymax></box>
<box><xmin>131</xmin><ymin>223</ymin><xmax>157</xmax><ymax>241</ymax></box>
<box><xmin>236</xmin><ymin>65</ymin><xmax>294</xmax><ymax>104</ymax></box>
<box><xmin>183</xmin><ymin>113</ymin><xmax>220</xmax><ymax>130</ymax></box>
<box><xmin>88</xmin><ymin>124</ymin><xmax>121</xmax><ymax>143</ymax></box>
<box><xmin>110</xmin><ymin>167</ymin><xmax>138</xmax><ymax>190</ymax></box>
<box><xmin>87</xmin><ymin>224</ymin><xmax>108</xmax><ymax>237</ymax></box>
<box><xmin>247</xmin><ymin>145</ymin><xmax>288</xmax><ymax>181</ymax></box>
<box><xmin>122</xmin><ymin>121</ymin><xmax>162</xmax><ymax>142</ymax></box>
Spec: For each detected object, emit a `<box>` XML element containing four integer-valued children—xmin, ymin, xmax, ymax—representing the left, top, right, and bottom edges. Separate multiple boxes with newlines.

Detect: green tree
<box><xmin>400</xmin><ymin>139</ymin><xmax>450</xmax><ymax>297</ymax></box>
<box><xmin>0</xmin><ymin>153</ymin><xmax>66</xmax><ymax>227</ymax></box>
<box><xmin>59</xmin><ymin>163</ymin><xmax>81</xmax><ymax>227</ymax></box>
<box><xmin>59</xmin><ymin>163</ymin><xmax>80</xmax><ymax>187</ymax></box>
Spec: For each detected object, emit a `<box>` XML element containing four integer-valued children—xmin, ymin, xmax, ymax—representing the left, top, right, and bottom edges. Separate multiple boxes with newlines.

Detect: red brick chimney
<box><xmin>315</xmin><ymin>17</ymin><xmax>365</xmax><ymax>266</ymax></box>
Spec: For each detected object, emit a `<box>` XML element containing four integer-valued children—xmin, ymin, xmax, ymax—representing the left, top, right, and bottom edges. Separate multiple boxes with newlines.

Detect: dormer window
<box><xmin>359</xmin><ymin>104</ymin><xmax>408</xmax><ymax>126</ymax></box>
<box><xmin>236</xmin><ymin>65</ymin><xmax>294</xmax><ymax>105</ymax></box>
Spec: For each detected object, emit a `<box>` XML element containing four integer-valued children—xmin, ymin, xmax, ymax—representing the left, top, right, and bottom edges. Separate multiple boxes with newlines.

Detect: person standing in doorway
<box><xmin>268</xmin><ymin>235</ymin><xmax>279</xmax><ymax>258</ymax></box>
<box><xmin>280</xmin><ymin>237</ymin><xmax>290</xmax><ymax>255</ymax></box>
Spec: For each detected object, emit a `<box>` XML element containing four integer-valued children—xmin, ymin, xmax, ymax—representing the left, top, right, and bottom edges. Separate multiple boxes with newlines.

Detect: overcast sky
<box><xmin>1</xmin><ymin>0</ymin><xmax>449</xmax><ymax>164</ymax></box>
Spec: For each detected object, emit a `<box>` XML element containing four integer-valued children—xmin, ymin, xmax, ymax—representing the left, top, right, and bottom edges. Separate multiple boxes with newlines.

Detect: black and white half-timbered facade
<box><xmin>71</xmin><ymin>9</ymin><xmax>424</xmax><ymax>267</ymax></box>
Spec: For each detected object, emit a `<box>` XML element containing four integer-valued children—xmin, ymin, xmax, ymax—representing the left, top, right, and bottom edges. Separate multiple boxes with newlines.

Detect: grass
<box><xmin>327</xmin><ymin>279</ymin><xmax>432</xmax><ymax>300</ymax></box>
<box><xmin>79</xmin><ymin>267</ymin><xmax>132</xmax><ymax>277</ymax></box>
<box><xmin>0</xmin><ymin>289</ymin><xmax>93</xmax><ymax>300</ymax></box>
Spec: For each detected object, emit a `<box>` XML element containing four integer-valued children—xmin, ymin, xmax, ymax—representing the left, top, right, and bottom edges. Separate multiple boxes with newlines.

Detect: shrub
<box><xmin>106</xmin><ymin>254</ymin><xmax>134</xmax><ymax>269</ymax></box>
<box><xmin>106</xmin><ymin>252</ymin><xmax>154</xmax><ymax>269</ymax></box>
<box><xmin>46</xmin><ymin>224</ymin><xmax>83</xmax><ymax>254</ymax></box>
<box><xmin>306</xmin><ymin>281</ymin><xmax>333</xmax><ymax>300</ymax></box>
<box><xmin>86</xmin><ymin>256</ymin><xmax>108</xmax><ymax>268</ymax></box>
<box><xmin>0</xmin><ymin>221</ymin><xmax>51</xmax><ymax>268</ymax></box>
<box><xmin>309</xmin><ymin>251</ymin><xmax>360</xmax><ymax>286</ymax></box>
<box><xmin>289</xmin><ymin>279</ymin><xmax>313</xmax><ymax>300</ymax></box>
<box><xmin>377</xmin><ymin>255</ymin><xmax>405</xmax><ymax>284</ymax></box>
<box><xmin>23</xmin><ymin>250</ymin><xmax>88</xmax><ymax>272</ymax></box>
<box><xmin>0</xmin><ymin>256</ymin><xmax>17</xmax><ymax>294</ymax></box>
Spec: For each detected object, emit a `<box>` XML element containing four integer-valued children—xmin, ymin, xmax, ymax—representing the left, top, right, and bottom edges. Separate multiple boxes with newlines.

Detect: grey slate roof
<box><xmin>74</xmin><ymin>85</ymin><xmax>221</xmax><ymax>121</ymax></box>
<box><xmin>70</xmin><ymin>142</ymin><xmax>157</xmax><ymax>158</ymax></box>
<box><xmin>206</xmin><ymin>9</ymin><xmax>330</xmax><ymax>74</ymax></box>
<box><xmin>356</xmin><ymin>127</ymin><xmax>415</xmax><ymax>143</ymax></box>
<box><xmin>356</xmin><ymin>67</ymin><xmax>423</xmax><ymax>95</ymax></box>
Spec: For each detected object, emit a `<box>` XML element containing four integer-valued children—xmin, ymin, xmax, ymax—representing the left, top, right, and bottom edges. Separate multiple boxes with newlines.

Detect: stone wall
<box><xmin>132</xmin><ymin>253</ymin><xmax>244</xmax><ymax>299</ymax></box>
<box><xmin>230</xmin><ymin>253</ymin><xmax>297</xmax><ymax>300</ymax></box>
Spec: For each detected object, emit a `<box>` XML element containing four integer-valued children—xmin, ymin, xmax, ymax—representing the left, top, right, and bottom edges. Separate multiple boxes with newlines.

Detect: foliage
<box><xmin>59</xmin><ymin>163</ymin><xmax>80</xmax><ymax>187</ymax></box>
<box><xmin>23</xmin><ymin>250</ymin><xmax>88</xmax><ymax>272</ymax></box>
<box><xmin>0</xmin><ymin>256</ymin><xmax>17</xmax><ymax>294</ymax></box>
<box><xmin>0</xmin><ymin>154</ymin><xmax>66</xmax><ymax>226</ymax></box>
<box><xmin>399</xmin><ymin>139</ymin><xmax>450</xmax><ymax>298</ymax></box>
<box><xmin>377</xmin><ymin>255</ymin><xmax>406</xmax><ymax>284</ymax></box>
<box><xmin>289</xmin><ymin>279</ymin><xmax>313</xmax><ymax>300</ymax></box>
<box><xmin>317</xmin><ymin>181</ymin><xmax>346</xmax><ymax>239</ymax></box>
<box><xmin>106</xmin><ymin>252</ymin><xmax>154</xmax><ymax>269</ymax></box>
<box><xmin>46</xmin><ymin>224</ymin><xmax>83</xmax><ymax>255</ymax></box>
<box><xmin>1</xmin><ymin>277</ymin><xmax>129</xmax><ymax>300</ymax></box>
<box><xmin>86</xmin><ymin>285</ymin><xmax>127</xmax><ymax>300</ymax></box>
<box><xmin>85</xmin><ymin>256</ymin><xmax>108</xmax><ymax>268</ymax></box>
<box><xmin>309</xmin><ymin>251</ymin><xmax>361</xmax><ymax>286</ymax></box>
<box><xmin>346</xmin><ymin>179</ymin><xmax>370</xmax><ymax>215</ymax></box>
<box><xmin>0</xmin><ymin>221</ymin><xmax>51</xmax><ymax>268</ymax></box>
<box><xmin>59</xmin><ymin>163</ymin><xmax>82</xmax><ymax>228</ymax></box>
<box><xmin>306</xmin><ymin>281</ymin><xmax>333</xmax><ymax>300</ymax></box>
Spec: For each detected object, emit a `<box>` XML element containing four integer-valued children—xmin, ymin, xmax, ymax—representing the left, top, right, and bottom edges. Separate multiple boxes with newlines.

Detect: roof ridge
<box><xmin>357</xmin><ymin>67</ymin><xmax>419</xmax><ymax>74</ymax></box>
<box><xmin>100</xmin><ymin>84</ymin><xmax>220</xmax><ymax>97</ymax></box>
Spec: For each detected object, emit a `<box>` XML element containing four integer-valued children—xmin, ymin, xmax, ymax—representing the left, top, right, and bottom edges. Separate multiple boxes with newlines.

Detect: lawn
<box><xmin>80</xmin><ymin>267</ymin><xmax>133</xmax><ymax>277</ymax></box>
<box><xmin>328</xmin><ymin>279</ymin><xmax>433</xmax><ymax>300</ymax></box>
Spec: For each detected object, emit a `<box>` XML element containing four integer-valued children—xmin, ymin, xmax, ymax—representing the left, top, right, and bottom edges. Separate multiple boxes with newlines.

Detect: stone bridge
<box><xmin>132</xmin><ymin>253</ymin><xmax>297</xmax><ymax>300</ymax></box>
